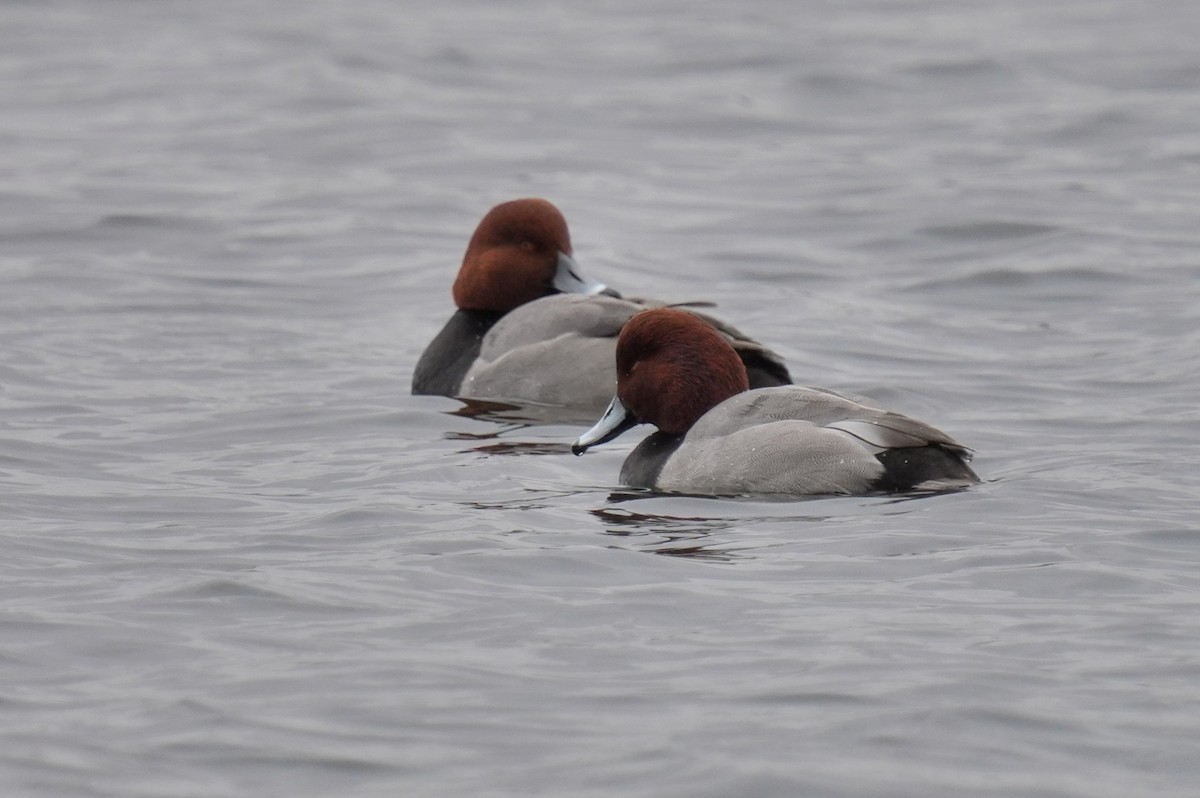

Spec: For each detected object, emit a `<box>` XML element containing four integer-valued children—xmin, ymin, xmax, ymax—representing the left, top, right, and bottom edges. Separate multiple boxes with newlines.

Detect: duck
<box><xmin>572</xmin><ymin>307</ymin><xmax>979</xmax><ymax>496</ymax></box>
<box><xmin>412</xmin><ymin>198</ymin><xmax>791</xmax><ymax>418</ymax></box>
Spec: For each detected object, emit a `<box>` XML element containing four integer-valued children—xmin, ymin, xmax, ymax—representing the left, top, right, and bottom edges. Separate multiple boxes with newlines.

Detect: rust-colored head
<box><xmin>451</xmin><ymin>198</ymin><xmax>574</xmax><ymax>312</ymax></box>
<box><xmin>616</xmin><ymin>308</ymin><xmax>750</xmax><ymax>435</ymax></box>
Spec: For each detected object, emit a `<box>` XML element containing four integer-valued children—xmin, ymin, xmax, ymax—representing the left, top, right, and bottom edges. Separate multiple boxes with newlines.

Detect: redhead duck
<box><xmin>572</xmin><ymin>308</ymin><xmax>978</xmax><ymax>496</ymax></box>
<box><xmin>412</xmin><ymin>199</ymin><xmax>791</xmax><ymax>417</ymax></box>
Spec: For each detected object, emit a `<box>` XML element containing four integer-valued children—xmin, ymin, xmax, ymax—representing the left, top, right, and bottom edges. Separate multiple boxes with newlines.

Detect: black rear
<box><xmin>871</xmin><ymin>446</ymin><xmax>979</xmax><ymax>493</ymax></box>
<box><xmin>740</xmin><ymin>350</ymin><xmax>792</xmax><ymax>389</ymax></box>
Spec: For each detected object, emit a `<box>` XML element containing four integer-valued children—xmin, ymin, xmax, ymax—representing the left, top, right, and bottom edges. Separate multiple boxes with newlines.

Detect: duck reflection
<box><xmin>445</xmin><ymin>398</ymin><xmax>580</xmax><ymax>455</ymax></box>
<box><xmin>590</xmin><ymin>505</ymin><xmax>755</xmax><ymax>562</ymax></box>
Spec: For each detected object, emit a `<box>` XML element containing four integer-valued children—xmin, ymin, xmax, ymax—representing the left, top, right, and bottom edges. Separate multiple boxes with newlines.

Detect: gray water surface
<box><xmin>3</xmin><ymin>2</ymin><xmax>1200</xmax><ymax>796</ymax></box>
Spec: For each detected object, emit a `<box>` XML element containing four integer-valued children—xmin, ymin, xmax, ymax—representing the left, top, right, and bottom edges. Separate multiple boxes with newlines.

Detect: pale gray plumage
<box><xmin>459</xmin><ymin>294</ymin><xmax>790</xmax><ymax>418</ymax></box>
<box><xmin>619</xmin><ymin>386</ymin><xmax>976</xmax><ymax>495</ymax></box>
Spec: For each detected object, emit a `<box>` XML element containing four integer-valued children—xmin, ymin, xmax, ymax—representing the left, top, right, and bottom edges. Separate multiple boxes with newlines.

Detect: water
<box><xmin>3</xmin><ymin>1</ymin><xmax>1200</xmax><ymax>796</ymax></box>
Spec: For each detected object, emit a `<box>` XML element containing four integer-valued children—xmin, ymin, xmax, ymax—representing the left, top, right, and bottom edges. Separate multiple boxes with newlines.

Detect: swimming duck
<box><xmin>412</xmin><ymin>199</ymin><xmax>791</xmax><ymax>417</ymax></box>
<box><xmin>572</xmin><ymin>307</ymin><xmax>978</xmax><ymax>495</ymax></box>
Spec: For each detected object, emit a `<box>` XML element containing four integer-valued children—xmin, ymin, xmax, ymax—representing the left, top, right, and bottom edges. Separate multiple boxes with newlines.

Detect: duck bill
<box><xmin>572</xmin><ymin>396</ymin><xmax>639</xmax><ymax>455</ymax></box>
<box><xmin>553</xmin><ymin>252</ymin><xmax>621</xmax><ymax>298</ymax></box>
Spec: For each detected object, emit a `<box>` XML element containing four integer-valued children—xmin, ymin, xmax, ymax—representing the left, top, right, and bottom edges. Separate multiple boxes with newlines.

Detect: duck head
<box><xmin>451</xmin><ymin>198</ymin><xmax>613</xmax><ymax>313</ymax></box>
<box><xmin>572</xmin><ymin>307</ymin><xmax>750</xmax><ymax>454</ymax></box>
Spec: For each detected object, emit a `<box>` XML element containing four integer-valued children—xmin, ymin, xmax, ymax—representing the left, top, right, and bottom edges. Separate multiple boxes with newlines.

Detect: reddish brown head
<box><xmin>451</xmin><ymin>198</ymin><xmax>575</xmax><ymax>312</ymax></box>
<box><xmin>616</xmin><ymin>308</ymin><xmax>750</xmax><ymax>435</ymax></box>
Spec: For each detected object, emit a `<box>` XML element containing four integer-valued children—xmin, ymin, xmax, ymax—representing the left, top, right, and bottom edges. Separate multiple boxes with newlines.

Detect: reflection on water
<box><xmin>595</xmin><ymin>507</ymin><xmax>749</xmax><ymax>561</ymax></box>
<box><xmin>591</xmin><ymin>504</ymin><xmax>824</xmax><ymax>562</ymax></box>
<box><xmin>444</xmin><ymin>421</ymin><xmax>579</xmax><ymax>456</ymax></box>
<box><xmin>444</xmin><ymin>425</ymin><xmax>530</xmax><ymax>441</ymax></box>
<box><xmin>445</xmin><ymin>399</ymin><xmax>594</xmax><ymax>454</ymax></box>
<box><xmin>460</xmin><ymin>492</ymin><xmax>579</xmax><ymax>512</ymax></box>
<box><xmin>449</xmin><ymin>397</ymin><xmax>599</xmax><ymax>426</ymax></box>
<box><xmin>461</xmin><ymin>440</ymin><xmax>577</xmax><ymax>456</ymax></box>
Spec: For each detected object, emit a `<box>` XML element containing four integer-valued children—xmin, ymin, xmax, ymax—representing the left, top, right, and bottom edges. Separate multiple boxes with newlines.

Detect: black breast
<box><xmin>739</xmin><ymin>350</ymin><xmax>792</xmax><ymax>389</ymax></box>
<box><xmin>412</xmin><ymin>309</ymin><xmax>504</xmax><ymax>396</ymax></box>
<box><xmin>618</xmin><ymin>431</ymin><xmax>684</xmax><ymax>489</ymax></box>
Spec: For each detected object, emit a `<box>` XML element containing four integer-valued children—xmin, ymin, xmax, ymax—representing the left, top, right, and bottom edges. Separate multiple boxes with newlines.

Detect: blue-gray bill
<box><xmin>552</xmin><ymin>252</ymin><xmax>620</xmax><ymax>298</ymax></box>
<box><xmin>572</xmin><ymin>395</ymin><xmax>639</xmax><ymax>455</ymax></box>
